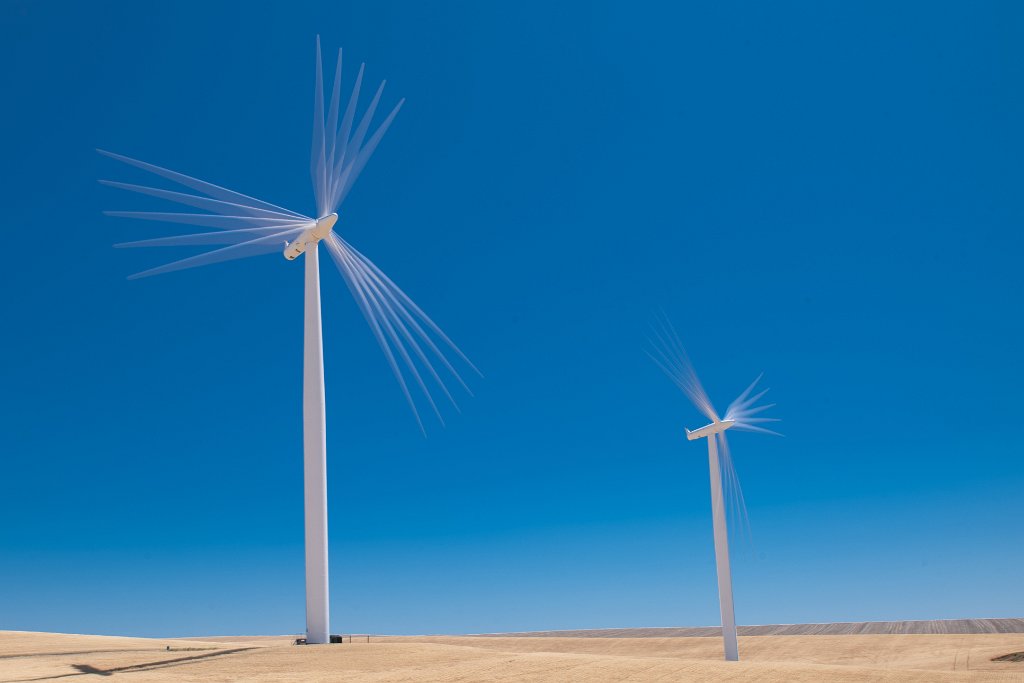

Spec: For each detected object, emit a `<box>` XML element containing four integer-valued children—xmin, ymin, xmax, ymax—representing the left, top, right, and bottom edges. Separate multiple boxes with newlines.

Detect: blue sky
<box><xmin>1</xmin><ymin>1</ymin><xmax>1022</xmax><ymax>637</ymax></box>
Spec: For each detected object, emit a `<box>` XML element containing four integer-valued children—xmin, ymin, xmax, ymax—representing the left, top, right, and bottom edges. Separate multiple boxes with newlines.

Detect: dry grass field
<box><xmin>2</xmin><ymin>628</ymin><xmax>1023</xmax><ymax>682</ymax></box>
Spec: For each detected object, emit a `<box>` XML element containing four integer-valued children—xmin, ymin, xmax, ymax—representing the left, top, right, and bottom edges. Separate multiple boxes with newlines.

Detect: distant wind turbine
<box><xmin>649</xmin><ymin>320</ymin><xmax>779</xmax><ymax>661</ymax></box>
<box><xmin>100</xmin><ymin>37</ymin><xmax>477</xmax><ymax>644</ymax></box>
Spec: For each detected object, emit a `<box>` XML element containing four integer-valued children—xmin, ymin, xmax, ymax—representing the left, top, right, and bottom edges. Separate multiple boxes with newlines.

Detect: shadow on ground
<box><xmin>992</xmin><ymin>652</ymin><xmax>1024</xmax><ymax>663</ymax></box>
<box><xmin>4</xmin><ymin>647</ymin><xmax>254</xmax><ymax>682</ymax></box>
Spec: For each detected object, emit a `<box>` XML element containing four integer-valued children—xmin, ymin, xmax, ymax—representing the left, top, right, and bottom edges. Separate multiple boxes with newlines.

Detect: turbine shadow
<box><xmin>3</xmin><ymin>647</ymin><xmax>254</xmax><ymax>682</ymax></box>
<box><xmin>0</xmin><ymin>650</ymin><xmax>166</xmax><ymax>661</ymax></box>
<box><xmin>69</xmin><ymin>666</ymin><xmax>108</xmax><ymax>677</ymax></box>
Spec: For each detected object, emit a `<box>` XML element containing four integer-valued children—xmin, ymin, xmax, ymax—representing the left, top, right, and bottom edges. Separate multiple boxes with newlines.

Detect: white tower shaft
<box><xmin>303</xmin><ymin>243</ymin><xmax>330</xmax><ymax>644</ymax></box>
<box><xmin>706</xmin><ymin>434</ymin><xmax>738</xmax><ymax>661</ymax></box>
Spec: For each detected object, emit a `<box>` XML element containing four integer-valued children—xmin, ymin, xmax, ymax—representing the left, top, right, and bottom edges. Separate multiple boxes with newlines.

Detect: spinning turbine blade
<box><xmin>333</xmin><ymin>62</ymin><xmax>365</xmax><ymax>183</ymax></box>
<box><xmin>325</xmin><ymin>48</ymin><xmax>343</xmax><ymax>189</ymax></box>
<box><xmin>323</xmin><ymin>235</ymin><xmax>421</xmax><ymax>430</ymax></box>
<box><xmin>311</xmin><ymin>36</ymin><xmax>328</xmax><ymax>217</ymax></box>
<box><xmin>99</xmin><ymin>181</ymin><xmax>306</xmax><ymax>220</ymax></box>
<box><xmin>116</xmin><ymin>225</ymin><xmax>310</xmax><ymax>248</ymax></box>
<box><xmin>725</xmin><ymin>375</ymin><xmax>783</xmax><ymax>436</ymax></box>
<box><xmin>347</xmin><ymin>81</ymin><xmax>387</xmax><ymax>166</ymax></box>
<box><xmin>717</xmin><ymin>431</ymin><xmax>752</xmax><ymax>545</ymax></box>
<box><xmin>731</xmin><ymin>423</ymin><xmax>783</xmax><ymax>436</ymax></box>
<box><xmin>126</xmin><ymin>228</ymin><xmax>305</xmax><ymax>280</ymax></box>
<box><xmin>97</xmin><ymin>149</ymin><xmax>308</xmax><ymax>219</ymax></box>
<box><xmin>340</xmin><ymin>235</ymin><xmax>478</xmax><ymax>376</ymax></box>
<box><xmin>104</xmin><ymin>212</ymin><xmax>312</xmax><ymax>230</ymax></box>
<box><xmin>338</xmin><ymin>246</ymin><xmax>459</xmax><ymax>411</ymax></box>
<box><xmin>334</xmin><ymin>99</ymin><xmax>405</xmax><ymax>210</ymax></box>
<box><xmin>335</xmin><ymin>244</ymin><xmax>444</xmax><ymax>425</ymax></box>
<box><xmin>324</xmin><ymin>233</ymin><xmax>471</xmax><ymax>427</ymax></box>
<box><xmin>100</xmin><ymin>153</ymin><xmax>314</xmax><ymax>279</ymax></box>
<box><xmin>648</xmin><ymin>317</ymin><xmax>718</xmax><ymax>422</ymax></box>
<box><xmin>100</xmin><ymin>152</ymin><xmax>315</xmax><ymax>279</ymax></box>
<box><xmin>306</xmin><ymin>43</ymin><xmax>402</xmax><ymax>215</ymax></box>
<box><xmin>343</xmin><ymin>245</ymin><xmax>472</xmax><ymax>396</ymax></box>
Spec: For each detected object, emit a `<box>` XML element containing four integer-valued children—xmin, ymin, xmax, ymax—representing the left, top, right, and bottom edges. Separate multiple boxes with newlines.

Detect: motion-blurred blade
<box><xmin>100</xmin><ymin>181</ymin><xmax>304</xmax><ymax>220</ymax></box>
<box><xmin>116</xmin><ymin>225</ymin><xmax>308</xmax><ymax>248</ymax></box>
<box><xmin>332</xmin><ymin>62</ymin><xmax>365</xmax><ymax>180</ymax></box>
<box><xmin>97</xmin><ymin>150</ymin><xmax>308</xmax><ymax>219</ymax></box>
<box><xmin>323</xmin><ymin>235</ymin><xmax>422</xmax><ymax>430</ymax></box>
<box><xmin>325</xmin><ymin>48</ymin><xmax>343</xmax><ymax>193</ymax></box>
<box><xmin>340</xmin><ymin>234</ymin><xmax>478</xmax><ymax>375</ymax></box>
<box><xmin>126</xmin><ymin>228</ymin><xmax>304</xmax><ymax>279</ymax></box>
<box><xmin>311</xmin><ymin>56</ymin><xmax>400</xmax><ymax>215</ymax></box>
<box><xmin>717</xmin><ymin>431</ymin><xmax>752</xmax><ymax>545</ymax></box>
<box><xmin>104</xmin><ymin>212</ymin><xmax>312</xmax><ymax>230</ymax></box>
<box><xmin>332</xmin><ymin>241</ymin><xmax>445</xmax><ymax>424</ymax></box>
<box><xmin>648</xmin><ymin>316</ymin><xmax>719</xmax><ymax>422</ymax></box>
<box><xmin>724</xmin><ymin>375</ymin><xmax>782</xmax><ymax>435</ymax></box>
<box><xmin>323</xmin><ymin>233</ymin><xmax>474</xmax><ymax>429</ymax></box>
<box><xmin>731</xmin><ymin>423</ymin><xmax>783</xmax><ymax>436</ymax></box>
<box><xmin>311</xmin><ymin>37</ymin><xmax>330</xmax><ymax>217</ymax></box>
<box><xmin>334</xmin><ymin>99</ymin><xmax>405</xmax><ymax>209</ymax></box>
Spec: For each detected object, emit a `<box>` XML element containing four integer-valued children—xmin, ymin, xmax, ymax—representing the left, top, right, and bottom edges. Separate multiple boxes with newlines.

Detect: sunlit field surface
<box><xmin>3</xmin><ymin>624</ymin><xmax>1023</xmax><ymax>682</ymax></box>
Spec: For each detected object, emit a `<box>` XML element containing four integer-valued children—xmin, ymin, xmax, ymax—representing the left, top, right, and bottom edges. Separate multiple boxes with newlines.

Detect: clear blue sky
<box><xmin>1</xmin><ymin>1</ymin><xmax>1022</xmax><ymax>638</ymax></box>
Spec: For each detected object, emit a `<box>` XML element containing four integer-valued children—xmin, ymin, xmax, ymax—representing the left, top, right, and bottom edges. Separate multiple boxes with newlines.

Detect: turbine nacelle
<box><xmin>284</xmin><ymin>213</ymin><xmax>338</xmax><ymax>261</ymax></box>
<box><xmin>685</xmin><ymin>419</ymin><xmax>735</xmax><ymax>441</ymax></box>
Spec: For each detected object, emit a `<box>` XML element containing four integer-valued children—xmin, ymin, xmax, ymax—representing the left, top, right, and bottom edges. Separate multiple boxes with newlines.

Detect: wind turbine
<box><xmin>649</xmin><ymin>321</ymin><xmax>779</xmax><ymax>661</ymax></box>
<box><xmin>99</xmin><ymin>38</ymin><xmax>476</xmax><ymax>645</ymax></box>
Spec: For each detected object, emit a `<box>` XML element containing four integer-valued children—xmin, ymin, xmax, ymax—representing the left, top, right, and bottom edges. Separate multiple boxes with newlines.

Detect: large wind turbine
<box><xmin>649</xmin><ymin>322</ymin><xmax>779</xmax><ymax>661</ymax></box>
<box><xmin>100</xmin><ymin>38</ymin><xmax>475</xmax><ymax>644</ymax></box>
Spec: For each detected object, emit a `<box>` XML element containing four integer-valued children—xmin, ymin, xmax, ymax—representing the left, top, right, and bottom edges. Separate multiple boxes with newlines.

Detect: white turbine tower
<box><xmin>100</xmin><ymin>38</ymin><xmax>476</xmax><ymax>645</ymax></box>
<box><xmin>649</xmin><ymin>321</ymin><xmax>779</xmax><ymax>661</ymax></box>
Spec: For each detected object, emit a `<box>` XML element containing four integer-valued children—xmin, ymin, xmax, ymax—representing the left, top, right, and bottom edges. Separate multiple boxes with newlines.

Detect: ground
<box><xmin>2</xmin><ymin>630</ymin><xmax>1023</xmax><ymax>682</ymax></box>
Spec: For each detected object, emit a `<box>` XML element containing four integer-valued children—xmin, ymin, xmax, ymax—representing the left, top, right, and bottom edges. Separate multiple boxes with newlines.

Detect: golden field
<box><xmin>2</xmin><ymin>629</ymin><xmax>1023</xmax><ymax>682</ymax></box>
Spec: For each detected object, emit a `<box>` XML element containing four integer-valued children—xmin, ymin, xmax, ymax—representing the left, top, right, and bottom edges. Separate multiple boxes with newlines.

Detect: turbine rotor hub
<box><xmin>283</xmin><ymin>212</ymin><xmax>338</xmax><ymax>260</ymax></box>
